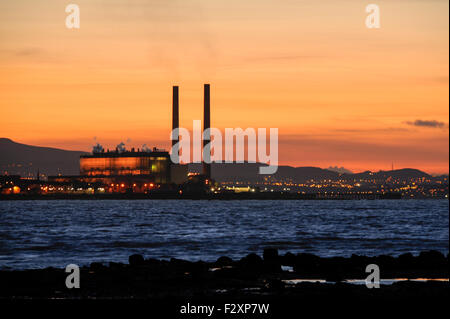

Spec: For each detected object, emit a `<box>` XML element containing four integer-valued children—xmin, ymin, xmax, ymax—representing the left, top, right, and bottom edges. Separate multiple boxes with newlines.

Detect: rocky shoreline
<box><xmin>1</xmin><ymin>249</ymin><xmax>448</xmax><ymax>301</ymax></box>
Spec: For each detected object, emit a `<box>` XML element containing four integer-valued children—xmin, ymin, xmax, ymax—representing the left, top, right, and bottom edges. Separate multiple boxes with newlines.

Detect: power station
<box><xmin>49</xmin><ymin>84</ymin><xmax>213</xmax><ymax>192</ymax></box>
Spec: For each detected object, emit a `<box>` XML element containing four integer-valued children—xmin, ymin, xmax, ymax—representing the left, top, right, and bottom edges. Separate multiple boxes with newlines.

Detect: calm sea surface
<box><xmin>0</xmin><ymin>200</ymin><xmax>448</xmax><ymax>269</ymax></box>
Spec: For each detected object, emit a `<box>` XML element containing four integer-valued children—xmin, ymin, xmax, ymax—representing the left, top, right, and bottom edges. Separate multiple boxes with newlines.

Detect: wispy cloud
<box><xmin>405</xmin><ymin>120</ymin><xmax>449</xmax><ymax>129</ymax></box>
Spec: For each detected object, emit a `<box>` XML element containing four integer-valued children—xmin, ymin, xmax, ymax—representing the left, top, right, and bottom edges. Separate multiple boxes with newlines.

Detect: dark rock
<box><xmin>109</xmin><ymin>262</ymin><xmax>125</xmax><ymax>269</ymax></box>
<box><xmin>144</xmin><ymin>258</ymin><xmax>161</xmax><ymax>266</ymax></box>
<box><xmin>320</xmin><ymin>257</ymin><xmax>348</xmax><ymax>281</ymax></box>
<box><xmin>169</xmin><ymin>258</ymin><xmax>193</xmax><ymax>274</ymax></box>
<box><xmin>170</xmin><ymin>258</ymin><xmax>191</xmax><ymax>265</ymax></box>
<box><xmin>296</xmin><ymin>253</ymin><xmax>321</xmax><ymax>264</ymax></box>
<box><xmin>266</xmin><ymin>278</ymin><xmax>285</xmax><ymax>290</ymax></box>
<box><xmin>128</xmin><ymin>254</ymin><xmax>145</xmax><ymax>266</ymax></box>
<box><xmin>263</xmin><ymin>262</ymin><xmax>282</xmax><ymax>273</ymax></box>
<box><xmin>90</xmin><ymin>262</ymin><xmax>105</xmax><ymax>271</ymax></box>
<box><xmin>215</xmin><ymin>256</ymin><xmax>233</xmax><ymax>267</ymax></box>
<box><xmin>418</xmin><ymin>250</ymin><xmax>446</xmax><ymax>268</ymax></box>
<box><xmin>375</xmin><ymin>255</ymin><xmax>396</xmax><ymax>268</ymax></box>
<box><xmin>191</xmin><ymin>261</ymin><xmax>209</xmax><ymax>276</ymax></box>
<box><xmin>0</xmin><ymin>250</ymin><xmax>448</xmax><ymax>300</ymax></box>
<box><xmin>349</xmin><ymin>254</ymin><xmax>370</xmax><ymax>271</ymax></box>
<box><xmin>293</xmin><ymin>253</ymin><xmax>320</xmax><ymax>273</ymax></box>
<box><xmin>325</xmin><ymin>271</ymin><xmax>344</xmax><ymax>283</ymax></box>
<box><xmin>263</xmin><ymin>248</ymin><xmax>279</xmax><ymax>262</ymax></box>
<box><xmin>419</xmin><ymin>250</ymin><xmax>445</xmax><ymax>261</ymax></box>
<box><xmin>280</xmin><ymin>252</ymin><xmax>296</xmax><ymax>266</ymax></box>
<box><xmin>239</xmin><ymin>253</ymin><xmax>263</xmax><ymax>270</ymax></box>
<box><xmin>398</xmin><ymin>253</ymin><xmax>415</xmax><ymax>267</ymax></box>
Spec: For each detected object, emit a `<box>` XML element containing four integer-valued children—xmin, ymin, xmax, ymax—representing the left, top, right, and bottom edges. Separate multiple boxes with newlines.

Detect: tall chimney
<box><xmin>172</xmin><ymin>86</ymin><xmax>179</xmax><ymax>162</ymax></box>
<box><xmin>203</xmin><ymin>84</ymin><xmax>211</xmax><ymax>179</ymax></box>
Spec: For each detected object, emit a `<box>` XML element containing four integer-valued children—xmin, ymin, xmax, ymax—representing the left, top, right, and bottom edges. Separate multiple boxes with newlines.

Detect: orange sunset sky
<box><xmin>0</xmin><ymin>0</ymin><xmax>448</xmax><ymax>174</ymax></box>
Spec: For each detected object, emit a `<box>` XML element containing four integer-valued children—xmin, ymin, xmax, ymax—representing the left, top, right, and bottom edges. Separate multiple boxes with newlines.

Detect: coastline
<box><xmin>0</xmin><ymin>192</ymin><xmax>407</xmax><ymax>201</ymax></box>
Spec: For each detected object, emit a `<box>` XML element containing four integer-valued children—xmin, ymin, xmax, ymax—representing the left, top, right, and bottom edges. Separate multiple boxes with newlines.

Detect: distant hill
<box><xmin>189</xmin><ymin>163</ymin><xmax>430</xmax><ymax>183</ymax></box>
<box><xmin>189</xmin><ymin>163</ymin><xmax>339</xmax><ymax>183</ymax></box>
<box><xmin>0</xmin><ymin>138</ymin><xmax>433</xmax><ymax>182</ymax></box>
<box><xmin>0</xmin><ymin>138</ymin><xmax>87</xmax><ymax>177</ymax></box>
<box><xmin>340</xmin><ymin>169</ymin><xmax>430</xmax><ymax>181</ymax></box>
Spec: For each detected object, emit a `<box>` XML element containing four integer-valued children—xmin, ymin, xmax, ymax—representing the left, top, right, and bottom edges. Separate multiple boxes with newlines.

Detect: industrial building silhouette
<box><xmin>48</xmin><ymin>84</ymin><xmax>213</xmax><ymax>193</ymax></box>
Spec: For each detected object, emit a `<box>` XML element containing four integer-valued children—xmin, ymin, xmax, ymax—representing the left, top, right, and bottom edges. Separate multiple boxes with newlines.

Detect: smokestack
<box><xmin>203</xmin><ymin>84</ymin><xmax>211</xmax><ymax>179</ymax></box>
<box><xmin>172</xmin><ymin>86</ymin><xmax>179</xmax><ymax>162</ymax></box>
